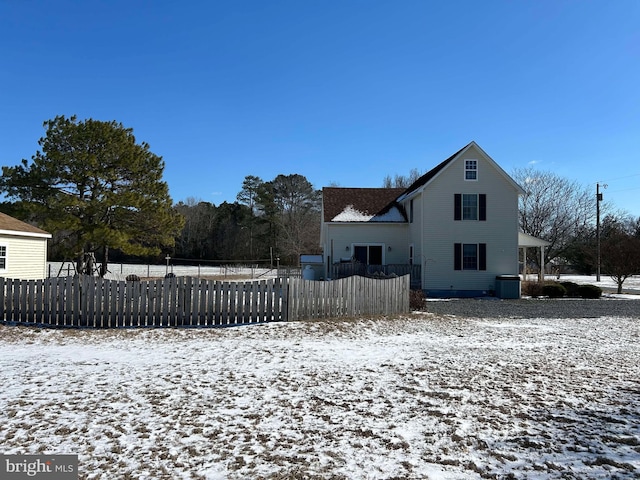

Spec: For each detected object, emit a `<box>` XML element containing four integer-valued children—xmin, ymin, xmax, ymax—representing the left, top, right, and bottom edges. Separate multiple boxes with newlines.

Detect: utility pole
<box><xmin>596</xmin><ymin>183</ymin><xmax>606</xmax><ymax>282</ymax></box>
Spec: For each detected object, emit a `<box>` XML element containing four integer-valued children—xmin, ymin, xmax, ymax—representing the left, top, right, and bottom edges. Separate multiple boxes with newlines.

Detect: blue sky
<box><xmin>1</xmin><ymin>0</ymin><xmax>639</xmax><ymax>216</ymax></box>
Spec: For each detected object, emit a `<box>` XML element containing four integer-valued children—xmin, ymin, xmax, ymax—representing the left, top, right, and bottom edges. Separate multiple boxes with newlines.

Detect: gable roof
<box><xmin>398</xmin><ymin>141</ymin><xmax>525</xmax><ymax>200</ymax></box>
<box><xmin>323</xmin><ymin>142</ymin><xmax>524</xmax><ymax>224</ymax></box>
<box><xmin>322</xmin><ymin>187</ymin><xmax>406</xmax><ymax>223</ymax></box>
<box><xmin>0</xmin><ymin>212</ymin><xmax>51</xmax><ymax>238</ymax></box>
<box><xmin>399</xmin><ymin>144</ymin><xmax>468</xmax><ymax>198</ymax></box>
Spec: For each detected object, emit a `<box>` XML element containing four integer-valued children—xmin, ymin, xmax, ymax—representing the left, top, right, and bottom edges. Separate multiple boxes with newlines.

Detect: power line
<box><xmin>594</xmin><ymin>172</ymin><xmax>640</xmax><ymax>184</ymax></box>
<box><xmin>606</xmin><ymin>186</ymin><xmax>640</xmax><ymax>194</ymax></box>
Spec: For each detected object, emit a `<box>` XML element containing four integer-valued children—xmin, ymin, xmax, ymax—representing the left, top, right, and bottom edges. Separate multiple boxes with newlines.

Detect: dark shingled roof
<box><xmin>400</xmin><ymin>143</ymin><xmax>469</xmax><ymax>197</ymax></box>
<box><xmin>323</xmin><ymin>142</ymin><xmax>475</xmax><ymax>223</ymax></box>
<box><xmin>0</xmin><ymin>212</ymin><xmax>50</xmax><ymax>236</ymax></box>
<box><xmin>322</xmin><ymin>187</ymin><xmax>406</xmax><ymax>222</ymax></box>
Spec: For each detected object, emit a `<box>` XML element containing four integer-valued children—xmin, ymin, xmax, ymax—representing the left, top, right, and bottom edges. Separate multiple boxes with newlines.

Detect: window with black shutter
<box><xmin>454</xmin><ymin>193</ymin><xmax>487</xmax><ymax>221</ymax></box>
<box><xmin>454</xmin><ymin>243</ymin><xmax>487</xmax><ymax>271</ymax></box>
<box><xmin>479</xmin><ymin>243</ymin><xmax>487</xmax><ymax>270</ymax></box>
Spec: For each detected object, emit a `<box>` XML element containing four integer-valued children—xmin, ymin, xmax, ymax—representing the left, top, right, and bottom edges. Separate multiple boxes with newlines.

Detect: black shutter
<box><xmin>454</xmin><ymin>243</ymin><xmax>462</xmax><ymax>270</ymax></box>
<box><xmin>479</xmin><ymin>243</ymin><xmax>487</xmax><ymax>270</ymax></box>
<box><xmin>454</xmin><ymin>194</ymin><xmax>461</xmax><ymax>221</ymax></box>
<box><xmin>479</xmin><ymin>194</ymin><xmax>486</xmax><ymax>221</ymax></box>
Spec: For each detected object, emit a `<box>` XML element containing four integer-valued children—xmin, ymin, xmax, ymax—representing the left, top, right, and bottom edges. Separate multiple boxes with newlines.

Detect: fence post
<box><xmin>281</xmin><ymin>277</ymin><xmax>289</xmax><ymax>322</ymax></box>
<box><xmin>0</xmin><ymin>277</ymin><xmax>4</xmax><ymax>321</ymax></box>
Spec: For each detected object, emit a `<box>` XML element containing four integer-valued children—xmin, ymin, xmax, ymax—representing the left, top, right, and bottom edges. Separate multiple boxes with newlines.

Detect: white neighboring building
<box><xmin>0</xmin><ymin>212</ymin><xmax>52</xmax><ymax>280</ymax></box>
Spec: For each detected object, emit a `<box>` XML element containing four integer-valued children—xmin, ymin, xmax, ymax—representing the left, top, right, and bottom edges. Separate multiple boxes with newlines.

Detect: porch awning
<box><xmin>518</xmin><ymin>232</ymin><xmax>550</xmax><ymax>248</ymax></box>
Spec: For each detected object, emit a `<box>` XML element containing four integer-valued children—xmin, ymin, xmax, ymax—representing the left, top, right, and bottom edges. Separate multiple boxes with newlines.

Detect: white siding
<box><xmin>406</xmin><ymin>195</ymin><xmax>423</xmax><ymax>266</ymax></box>
<box><xmin>323</xmin><ymin>223</ymin><xmax>409</xmax><ymax>272</ymax></box>
<box><xmin>421</xmin><ymin>145</ymin><xmax>520</xmax><ymax>292</ymax></box>
<box><xmin>0</xmin><ymin>235</ymin><xmax>49</xmax><ymax>280</ymax></box>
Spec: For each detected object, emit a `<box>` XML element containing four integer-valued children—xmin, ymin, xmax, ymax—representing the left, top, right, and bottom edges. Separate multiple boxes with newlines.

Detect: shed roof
<box><xmin>0</xmin><ymin>212</ymin><xmax>51</xmax><ymax>238</ymax></box>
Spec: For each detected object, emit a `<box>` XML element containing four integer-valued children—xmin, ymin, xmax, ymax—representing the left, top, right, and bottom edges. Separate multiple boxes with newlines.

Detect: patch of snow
<box><xmin>605</xmin><ymin>293</ymin><xmax>640</xmax><ymax>300</ymax></box>
<box><xmin>370</xmin><ymin>207</ymin><xmax>405</xmax><ymax>222</ymax></box>
<box><xmin>48</xmin><ymin>262</ymin><xmax>279</xmax><ymax>280</ymax></box>
<box><xmin>332</xmin><ymin>204</ymin><xmax>374</xmax><ymax>221</ymax></box>
<box><xmin>542</xmin><ymin>274</ymin><xmax>640</xmax><ymax>292</ymax></box>
<box><xmin>332</xmin><ymin>204</ymin><xmax>405</xmax><ymax>222</ymax></box>
<box><xmin>1</xmin><ymin>316</ymin><xmax>639</xmax><ymax>478</ymax></box>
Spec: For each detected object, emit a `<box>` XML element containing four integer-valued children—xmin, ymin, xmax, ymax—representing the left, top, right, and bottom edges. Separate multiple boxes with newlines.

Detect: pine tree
<box><xmin>0</xmin><ymin>115</ymin><xmax>184</xmax><ymax>275</ymax></box>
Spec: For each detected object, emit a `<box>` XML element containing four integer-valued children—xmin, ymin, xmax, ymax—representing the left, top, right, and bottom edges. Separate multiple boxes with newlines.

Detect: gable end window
<box><xmin>454</xmin><ymin>243</ymin><xmax>487</xmax><ymax>271</ymax></box>
<box><xmin>465</xmin><ymin>160</ymin><xmax>478</xmax><ymax>180</ymax></box>
<box><xmin>0</xmin><ymin>245</ymin><xmax>6</xmax><ymax>270</ymax></box>
<box><xmin>454</xmin><ymin>194</ymin><xmax>486</xmax><ymax>221</ymax></box>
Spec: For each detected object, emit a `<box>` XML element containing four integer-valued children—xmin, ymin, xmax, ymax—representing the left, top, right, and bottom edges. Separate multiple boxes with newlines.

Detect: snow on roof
<box><xmin>331</xmin><ymin>204</ymin><xmax>405</xmax><ymax>222</ymax></box>
<box><xmin>332</xmin><ymin>205</ymin><xmax>372</xmax><ymax>222</ymax></box>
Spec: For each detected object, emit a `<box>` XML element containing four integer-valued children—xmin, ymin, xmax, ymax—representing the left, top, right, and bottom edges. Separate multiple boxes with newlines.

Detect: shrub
<box><xmin>522</xmin><ymin>281</ymin><xmax>544</xmax><ymax>298</ymax></box>
<box><xmin>560</xmin><ymin>281</ymin><xmax>580</xmax><ymax>297</ymax></box>
<box><xmin>410</xmin><ymin>289</ymin><xmax>426</xmax><ymax>310</ymax></box>
<box><xmin>577</xmin><ymin>284</ymin><xmax>602</xmax><ymax>299</ymax></box>
<box><xmin>542</xmin><ymin>282</ymin><xmax>567</xmax><ymax>298</ymax></box>
<box><xmin>126</xmin><ymin>274</ymin><xmax>141</xmax><ymax>282</ymax></box>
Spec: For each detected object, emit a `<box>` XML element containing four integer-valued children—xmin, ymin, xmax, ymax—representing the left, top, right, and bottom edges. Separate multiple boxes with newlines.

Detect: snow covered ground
<box><xmin>48</xmin><ymin>262</ymin><xmax>280</xmax><ymax>280</ymax></box>
<box><xmin>539</xmin><ymin>274</ymin><xmax>640</xmax><ymax>295</ymax></box>
<box><xmin>1</xmin><ymin>313</ymin><xmax>639</xmax><ymax>479</ymax></box>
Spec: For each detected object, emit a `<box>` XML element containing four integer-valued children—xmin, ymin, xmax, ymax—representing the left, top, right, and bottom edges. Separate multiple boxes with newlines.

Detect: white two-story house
<box><xmin>320</xmin><ymin>141</ymin><xmax>526</xmax><ymax>297</ymax></box>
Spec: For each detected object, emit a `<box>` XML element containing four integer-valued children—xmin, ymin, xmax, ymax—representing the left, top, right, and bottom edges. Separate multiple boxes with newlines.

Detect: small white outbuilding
<box><xmin>0</xmin><ymin>212</ymin><xmax>52</xmax><ymax>280</ymax></box>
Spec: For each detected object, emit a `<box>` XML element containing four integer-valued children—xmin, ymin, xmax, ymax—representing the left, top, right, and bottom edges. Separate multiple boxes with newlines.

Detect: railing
<box><xmin>330</xmin><ymin>263</ymin><xmax>421</xmax><ymax>289</ymax></box>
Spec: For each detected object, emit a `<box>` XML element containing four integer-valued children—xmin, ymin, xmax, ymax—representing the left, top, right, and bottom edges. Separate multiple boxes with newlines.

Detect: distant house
<box><xmin>321</xmin><ymin>141</ymin><xmax>527</xmax><ymax>297</ymax></box>
<box><xmin>0</xmin><ymin>212</ymin><xmax>51</xmax><ymax>280</ymax></box>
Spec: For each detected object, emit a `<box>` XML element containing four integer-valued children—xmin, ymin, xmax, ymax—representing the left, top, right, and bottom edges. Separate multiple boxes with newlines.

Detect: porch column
<box><xmin>538</xmin><ymin>245</ymin><xmax>545</xmax><ymax>283</ymax></box>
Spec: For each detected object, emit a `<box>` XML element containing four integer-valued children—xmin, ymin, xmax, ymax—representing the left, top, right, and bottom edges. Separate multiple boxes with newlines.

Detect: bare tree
<box><xmin>513</xmin><ymin>167</ymin><xmax>596</xmax><ymax>269</ymax></box>
<box><xmin>382</xmin><ymin>168</ymin><xmax>423</xmax><ymax>188</ymax></box>
<box><xmin>598</xmin><ymin>214</ymin><xmax>640</xmax><ymax>293</ymax></box>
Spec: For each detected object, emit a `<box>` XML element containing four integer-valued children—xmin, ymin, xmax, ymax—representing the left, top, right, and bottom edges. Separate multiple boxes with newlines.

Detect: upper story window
<box><xmin>454</xmin><ymin>194</ymin><xmax>486</xmax><ymax>221</ymax></box>
<box><xmin>462</xmin><ymin>194</ymin><xmax>478</xmax><ymax>220</ymax></box>
<box><xmin>465</xmin><ymin>159</ymin><xmax>478</xmax><ymax>180</ymax></box>
<box><xmin>0</xmin><ymin>245</ymin><xmax>6</xmax><ymax>270</ymax></box>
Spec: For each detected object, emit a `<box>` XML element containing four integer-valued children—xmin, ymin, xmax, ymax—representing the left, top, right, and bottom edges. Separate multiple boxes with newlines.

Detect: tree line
<box><xmin>173</xmin><ymin>174</ymin><xmax>321</xmax><ymax>265</ymax></box>
<box><xmin>2</xmin><ymin>115</ymin><xmax>639</xmax><ymax>289</ymax></box>
<box><xmin>0</xmin><ymin>116</ymin><xmax>320</xmax><ymax>274</ymax></box>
